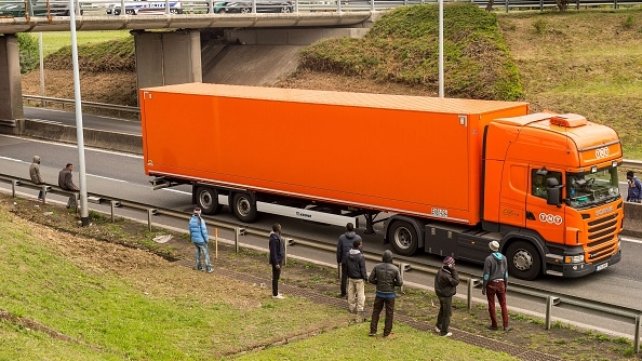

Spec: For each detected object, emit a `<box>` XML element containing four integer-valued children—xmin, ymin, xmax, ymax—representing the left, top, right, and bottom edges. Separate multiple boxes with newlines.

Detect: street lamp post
<box><xmin>68</xmin><ymin>0</ymin><xmax>90</xmax><ymax>226</ymax></box>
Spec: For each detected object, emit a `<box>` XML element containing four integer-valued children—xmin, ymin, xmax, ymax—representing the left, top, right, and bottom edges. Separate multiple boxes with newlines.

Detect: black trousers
<box><xmin>370</xmin><ymin>296</ymin><xmax>395</xmax><ymax>336</ymax></box>
<box><xmin>436</xmin><ymin>295</ymin><xmax>453</xmax><ymax>334</ymax></box>
<box><xmin>340</xmin><ymin>263</ymin><xmax>348</xmax><ymax>296</ymax></box>
<box><xmin>272</xmin><ymin>264</ymin><xmax>281</xmax><ymax>296</ymax></box>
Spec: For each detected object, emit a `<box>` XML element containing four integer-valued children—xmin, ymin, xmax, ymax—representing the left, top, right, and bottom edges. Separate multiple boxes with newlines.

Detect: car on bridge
<box><xmin>0</xmin><ymin>0</ymin><xmax>82</xmax><ymax>16</ymax></box>
<box><xmin>213</xmin><ymin>0</ymin><xmax>294</xmax><ymax>13</ymax></box>
<box><xmin>110</xmin><ymin>0</ymin><xmax>183</xmax><ymax>15</ymax></box>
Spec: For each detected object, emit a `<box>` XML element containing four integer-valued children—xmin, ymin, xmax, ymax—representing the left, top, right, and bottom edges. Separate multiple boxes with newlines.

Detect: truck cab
<box><xmin>482</xmin><ymin>113</ymin><xmax>623</xmax><ymax>279</ymax></box>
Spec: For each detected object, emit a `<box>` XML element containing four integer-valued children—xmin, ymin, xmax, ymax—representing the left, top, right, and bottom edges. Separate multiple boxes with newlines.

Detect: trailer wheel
<box><xmin>195</xmin><ymin>187</ymin><xmax>221</xmax><ymax>215</ymax></box>
<box><xmin>231</xmin><ymin>192</ymin><xmax>258</xmax><ymax>222</ymax></box>
<box><xmin>388</xmin><ymin>221</ymin><xmax>418</xmax><ymax>256</ymax></box>
<box><xmin>506</xmin><ymin>240</ymin><xmax>541</xmax><ymax>281</ymax></box>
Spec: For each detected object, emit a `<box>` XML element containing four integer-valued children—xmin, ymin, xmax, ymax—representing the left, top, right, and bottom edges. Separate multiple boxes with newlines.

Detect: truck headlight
<box><xmin>564</xmin><ymin>255</ymin><xmax>584</xmax><ymax>264</ymax></box>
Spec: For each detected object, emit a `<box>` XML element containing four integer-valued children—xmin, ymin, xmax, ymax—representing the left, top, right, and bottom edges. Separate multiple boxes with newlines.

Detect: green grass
<box><xmin>300</xmin><ymin>4</ymin><xmax>524</xmax><ymax>100</ymax></box>
<box><xmin>498</xmin><ymin>10</ymin><xmax>642</xmax><ymax>159</ymax></box>
<box><xmin>39</xmin><ymin>30</ymin><xmax>131</xmax><ymax>57</ymax></box>
<box><xmin>232</xmin><ymin>323</ymin><xmax>519</xmax><ymax>361</ymax></box>
<box><xmin>0</xmin><ymin>207</ymin><xmax>349</xmax><ymax>360</ymax></box>
<box><xmin>45</xmin><ymin>35</ymin><xmax>134</xmax><ymax>71</ymax></box>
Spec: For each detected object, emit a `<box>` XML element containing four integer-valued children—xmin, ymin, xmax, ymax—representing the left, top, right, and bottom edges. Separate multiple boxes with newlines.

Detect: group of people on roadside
<box><xmin>29</xmin><ymin>155</ymin><xmax>81</xmax><ymax>209</ymax></box>
<box><xmin>188</xmin><ymin>216</ymin><xmax>511</xmax><ymax>338</ymax></box>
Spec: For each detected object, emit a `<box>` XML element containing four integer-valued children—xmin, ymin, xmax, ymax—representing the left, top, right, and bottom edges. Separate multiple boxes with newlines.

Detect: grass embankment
<box><xmin>499</xmin><ymin>11</ymin><xmax>642</xmax><ymax>159</ymax></box>
<box><xmin>300</xmin><ymin>4</ymin><xmax>523</xmax><ymax>100</ymax></box>
<box><xmin>0</xmin><ymin>197</ymin><xmax>523</xmax><ymax>361</ymax></box>
<box><xmin>3</xmin><ymin>194</ymin><xmax>640</xmax><ymax>360</ymax></box>
<box><xmin>39</xmin><ymin>30</ymin><xmax>131</xmax><ymax>57</ymax></box>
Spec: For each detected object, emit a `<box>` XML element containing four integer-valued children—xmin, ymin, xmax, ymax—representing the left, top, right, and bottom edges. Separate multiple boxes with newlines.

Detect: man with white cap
<box><xmin>482</xmin><ymin>240</ymin><xmax>509</xmax><ymax>331</ymax></box>
<box><xmin>188</xmin><ymin>207</ymin><xmax>212</xmax><ymax>273</ymax></box>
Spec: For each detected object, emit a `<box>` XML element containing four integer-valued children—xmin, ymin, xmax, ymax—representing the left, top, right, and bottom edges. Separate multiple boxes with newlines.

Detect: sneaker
<box><xmin>487</xmin><ymin>325</ymin><xmax>498</xmax><ymax>331</ymax></box>
<box><xmin>206</xmin><ymin>268</ymin><xmax>213</xmax><ymax>273</ymax></box>
<box><xmin>383</xmin><ymin>332</ymin><xmax>395</xmax><ymax>338</ymax></box>
<box><xmin>441</xmin><ymin>332</ymin><xmax>453</xmax><ymax>337</ymax></box>
<box><xmin>434</xmin><ymin>326</ymin><xmax>441</xmax><ymax>333</ymax></box>
<box><xmin>368</xmin><ymin>332</ymin><xmax>376</xmax><ymax>337</ymax></box>
<box><xmin>193</xmin><ymin>266</ymin><xmax>203</xmax><ymax>271</ymax></box>
<box><xmin>272</xmin><ymin>294</ymin><xmax>285</xmax><ymax>299</ymax></box>
<box><xmin>504</xmin><ymin>327</ymin><xmax>512</xmax><ymax>332</ymax></box>
<box><xmin>338</xmin><ymin>293</ymin><xmax>347</xmax><ymax>298</ymax></box>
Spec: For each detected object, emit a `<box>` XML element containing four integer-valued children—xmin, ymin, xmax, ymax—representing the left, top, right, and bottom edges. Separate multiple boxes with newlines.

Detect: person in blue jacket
<box><xmin>189</xmin><ymin>207</ymin><xmax>212</xmax><ymax>273</ymax></box>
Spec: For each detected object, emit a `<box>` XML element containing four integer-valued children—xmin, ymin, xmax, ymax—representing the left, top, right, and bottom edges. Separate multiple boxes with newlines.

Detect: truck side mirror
<box><xmin>546</xmin><ymin>177</ymin><xmax>562</xmax><ymax>207</ymax></box>
<box><xmin>547</xmin><ymin>186</ymin><xmax>562</xmax><ymax>207</ymax></box>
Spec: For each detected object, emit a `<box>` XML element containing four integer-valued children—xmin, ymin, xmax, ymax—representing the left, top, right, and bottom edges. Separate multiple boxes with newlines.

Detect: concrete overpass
<box><xmin>0</xmin><ymin>11</ymin><xmax>376</xmax><ymax>125</ymax></box>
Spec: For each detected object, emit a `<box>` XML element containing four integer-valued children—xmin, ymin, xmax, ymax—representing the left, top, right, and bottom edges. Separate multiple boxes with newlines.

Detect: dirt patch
<box><xmin>0</xmin><ymin>309</ymin><xmax>74</xmax><ymax>342</ymax></box>
<box><xmin>21</xmin><ymin>69</ymin><xmax>137</xmax><ymax>107</ymax></box>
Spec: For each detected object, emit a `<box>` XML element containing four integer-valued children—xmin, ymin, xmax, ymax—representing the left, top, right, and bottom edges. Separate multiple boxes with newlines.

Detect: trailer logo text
<box><xmin>539</xmin><ymin>213</ymin><xmax>563</xmax><ymax>225</ymax></box>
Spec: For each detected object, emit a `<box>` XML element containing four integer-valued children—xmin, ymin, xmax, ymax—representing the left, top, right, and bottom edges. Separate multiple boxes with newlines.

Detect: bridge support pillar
<box><xmin>0</xmin><ymin>34</ymin><xmax>24</xmax><ymax>125</ymax></box>
<box><xmin>133</xmin><ymin>30</ymin><xmax>202</xmax><ymax>89</ymax></box>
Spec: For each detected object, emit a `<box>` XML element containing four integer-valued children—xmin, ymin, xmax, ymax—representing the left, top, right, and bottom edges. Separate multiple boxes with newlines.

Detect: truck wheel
<box><xmin>231</xmin><ymin>192</ymin><xmax>258</xmax><ymax>222</ymax></box>
<box><xmin>388</xmin><ymin>221</ymin><xmax>418</xmax><ymax>256</ymax></box>
<box><xmin>195</xmin><ymin>187</ymin><xmax>221</xmax><ymax>215</ymax></box>
<box><xmin>506</xmin><ymin>241</ymin><xmax>541</xmax><ymax>281</ymax></box>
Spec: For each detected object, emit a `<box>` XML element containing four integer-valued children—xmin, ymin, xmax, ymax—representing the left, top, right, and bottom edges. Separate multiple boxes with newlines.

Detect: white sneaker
<box><xmin>442</xmin><ymin>332</ymin><xmax>452</xmax><ymax>337</ymax></box>
<box><xmin>272</xmin><ymin>294</ymin><xmax>285</xmax><ymax>299</ymax></box>
<box><xmin>434</xmin><ymin>326</ymin><xmax>441</xmax><ymax>333</ymax></box>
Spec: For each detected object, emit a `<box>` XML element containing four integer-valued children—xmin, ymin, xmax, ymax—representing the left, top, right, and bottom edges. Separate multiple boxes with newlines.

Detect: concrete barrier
<box><xmin>20</xmin><ymin>119</ymin><xmax>142</xmax><ymax>155</ymax></box>
<box><xmin>623</xmin><ymin>201</ymin><xmax>642</xmax><ymax>238</ymax></box>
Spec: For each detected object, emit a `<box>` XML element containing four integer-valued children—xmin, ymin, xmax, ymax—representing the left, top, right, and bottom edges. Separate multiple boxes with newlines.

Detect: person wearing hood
<box><xmin>434</xmin><ymin>256</ymin><xmax>459</xmax><ymax>337</ymax></box>
<box><xmin>482</xmin><ymin>241</ymin><xmax>510</xmax><ymax>331</ymax></box>
<box><xmin>189</xmin><ymin>207</ymin><xmax>212</xmax><ymax>273</ymax></box>
<box><xmin>29</xmin><ymin>155</ymin><xmax>44</xmax><ymax>202</ymax></box>
<box><xmin>626</xmin><ymin>171</ymin><xmax>642</xmax><ymax>203</ymax></box>
<box><xmin>346</xmin><ymin>239</ymin><xmax>368</xmax><ymax>322</ymax></box>
<box><xmin>337</xmin><ymin>223</ymin><xmax>362</xmax><ymax>298</ymax></box>
<box><xmin>368</xmin><ymin>250</ymin><xmax>403</xmax><ymax>337</ymax></box>
<box><xmin>269</xmin><ymin>223</ymin><xmax>285</xmax><ymax>299</ymax></box>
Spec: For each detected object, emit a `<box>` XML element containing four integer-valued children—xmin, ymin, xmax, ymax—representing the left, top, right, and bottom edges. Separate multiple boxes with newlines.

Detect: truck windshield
<box><xmin>566</xmin><ymin>167</ymin><xmax>619</xmax><ymax>209</ymax></box>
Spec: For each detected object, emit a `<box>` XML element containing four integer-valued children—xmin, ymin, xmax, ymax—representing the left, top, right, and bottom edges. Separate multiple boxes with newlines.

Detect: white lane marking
<box><xmin>0</xmin><ymin>134</ymin><xmax>143</xmax><ymax>159</ymax></box>
<box><xmin>88</xmin><ymin>174</ymin><xmax>127</xmax><ymax>183</ymax></box>
<box><xmin>0</xmin><ymin>156</ymin><xmax>27</xmax><ymax>163</ymax></box>
<box><xmin>31</xmin><ymin>118</ymin><xmax>63</xmax><ymax>125</ymax></box>
<box><xmin>620</xmin><ymin>236</ymin><xmax>642</xmax><ymax>245</ymax></box>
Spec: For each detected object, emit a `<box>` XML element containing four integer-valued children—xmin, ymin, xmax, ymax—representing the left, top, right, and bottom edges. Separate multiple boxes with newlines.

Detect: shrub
<box><xmin>17</xmin><ymin>33</ymin><xmax>38</xmax><ymax>74</ymax></box>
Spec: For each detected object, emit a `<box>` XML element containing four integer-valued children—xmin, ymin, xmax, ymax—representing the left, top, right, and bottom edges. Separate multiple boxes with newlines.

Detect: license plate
<box><xmin>596</xmin><ymin>263</ymin><xmax>608</xmax><ymax>271</ymax></box>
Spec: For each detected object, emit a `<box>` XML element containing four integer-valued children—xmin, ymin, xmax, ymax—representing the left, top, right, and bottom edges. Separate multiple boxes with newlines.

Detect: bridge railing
<box><xmin>1</xmin><ymin>0</ymin><xmax>640</xmax><ymax>17</ymax></box>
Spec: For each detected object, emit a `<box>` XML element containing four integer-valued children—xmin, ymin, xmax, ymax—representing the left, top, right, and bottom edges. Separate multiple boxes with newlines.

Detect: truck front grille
<box><xmin>586</xmin><ymin>213</ymin><xmax>619</xmax><ymax>263</ymax></box>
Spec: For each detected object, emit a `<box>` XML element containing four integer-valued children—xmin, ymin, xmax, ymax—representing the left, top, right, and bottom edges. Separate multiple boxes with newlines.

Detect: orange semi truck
<box><xmin>140</xmin><ymin>83</ymin><xmax>623</xmax><ymax>280</ymax></box>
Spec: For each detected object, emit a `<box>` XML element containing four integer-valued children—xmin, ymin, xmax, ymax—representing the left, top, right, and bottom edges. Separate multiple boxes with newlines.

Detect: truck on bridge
<box><xmin>140</xmin><ymin>83</ymin><xmax>623</xmax><ymax>280</ymax></box>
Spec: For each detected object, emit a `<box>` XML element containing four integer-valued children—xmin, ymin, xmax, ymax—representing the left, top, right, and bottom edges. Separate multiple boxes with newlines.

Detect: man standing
<box><xmin>58</xmin><ymin>163</ymin><xmax>79</xmax><ymax>210</ymax></box>
<box><xmin>482</xmin><ymin>241</ymin><xmax>510</xmax><ymax>331</ymax></box>
<box><xmin>29</xmin><ymin>155</ymin><xmax>44</xmax><ymax>202</ymax></box>
<box><xmin>626</xmin><ymin>171</ymin><xmax>642</xmax><ymax>203</ymax></box>
<box><xmin>269</xmin><ymin>223</ymin><xmax>285</xmax><ymax>299</ymax></box>
<box><xmin>337</xmin><ymin>223</ymin><xmax>362</xmax><ymax>298</ymax></box>
<box><xmin>346</xmin><ymin>239</ymin><xmax>368</xmax><ymax>322</ymax></box>
<box><xmin>369</xmin><ymin>250</ymin><xmax>403</xmax><ymax>337</ymax></box>
<box><xmin>188</xmin><ymin>207</ymin><xmax>212</xmax><ymax>273</ymax></box>
<box><xmin>434</xmin><ymin>256</ymin><xmax>459</xmax><ymax>337</ymax></box>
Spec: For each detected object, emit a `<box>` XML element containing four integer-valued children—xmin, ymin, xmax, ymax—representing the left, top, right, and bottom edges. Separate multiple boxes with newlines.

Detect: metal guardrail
<box><xmin>0</xmin><ymin>171</ymin><xmax>640</xmax><ymax>352</ymax></box>
<box><xmin>23</xmin><ymin>95</ymin><xmax>139</xmax><ymax>115</ymax></box>
<box><xmin>0</xmin><ymin>0</ymin><xmax>640</xmax><ymax>18</ymax></box>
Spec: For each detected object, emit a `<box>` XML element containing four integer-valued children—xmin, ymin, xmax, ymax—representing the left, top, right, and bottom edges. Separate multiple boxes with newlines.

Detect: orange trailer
<box><xmin>140</xmin><ymin>83</ymin><xmax>623</xmax><ymax>280</ymax></box>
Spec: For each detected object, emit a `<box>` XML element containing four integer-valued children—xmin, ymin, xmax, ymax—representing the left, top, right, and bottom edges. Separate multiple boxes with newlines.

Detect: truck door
<box><xmin>525</xmin><ymin>168</ymin><xmax>565</xmax><ymax>244</ymax></box>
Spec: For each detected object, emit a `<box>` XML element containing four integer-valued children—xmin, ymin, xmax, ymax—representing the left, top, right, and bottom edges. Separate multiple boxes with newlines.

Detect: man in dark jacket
<box><xmin>346</xmin><ymin>239</ymin><xmax>368</xmax><ymax>321</ymax></box>
<box><xmin>58</xmin><ymin>163</ymin><xmax>79</xmax><ymax>210</ymax></box>
<box><xmin>627</xmin><ymin>171</ymin><xmax>642</xmax><ymax>203</ymax></box>
<box><xmin>29</xmin><ymin>155</ymin><xmax>44</xmax><ymax>202</ymax></box>
<box><xmin>337</xmin><ymin>223</ymin><xmax>362</xmax><ymax>298</ymax></box>
<box><xmin>269</xmin><ymin>223</ymin><xmax>285</xmax><ymax>299</ymax></box>
<box><xmin>368</xmin><ymin>250</ymin><xmax>403</xmax><ymax>337</ymax></box>
<box><xmin>434</xmin><ymin>256</ymin><xmax>459</xmax><ymax>337</ymax></box>
<box><xmin>482</xmin><ymin>241</ymin><xmax>510</xmax><ymax>331</ymax></box>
